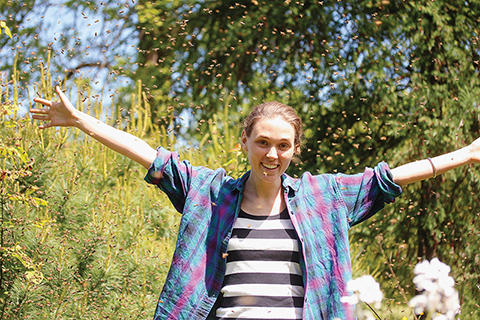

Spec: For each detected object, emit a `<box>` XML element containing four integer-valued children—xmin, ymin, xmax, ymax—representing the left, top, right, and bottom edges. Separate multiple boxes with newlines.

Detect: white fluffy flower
<box><xmin>409</xmin><ymin>258</ymin><xmax>460</xmax><ymax>320</ymax></box>
<box><xmin>341</xmin><ymin>275</ymin><xmax>383</xmax><ymax>309</ymax></box>
<box><xmin>340</xmin><ymin>294</ymin><xmax>359</xmax><ymax>305</ymax></box>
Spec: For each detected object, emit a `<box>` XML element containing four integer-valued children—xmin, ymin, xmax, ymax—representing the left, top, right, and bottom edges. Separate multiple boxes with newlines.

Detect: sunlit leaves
<box><xmin>2</xmin><ymin>0</ymin><xmax>480</xmax><ymax>318</ymax></box>
<box><xmin>0</xmin><ymin>21</ymin><xmax>12</xmax><ymax>39</ymax></box>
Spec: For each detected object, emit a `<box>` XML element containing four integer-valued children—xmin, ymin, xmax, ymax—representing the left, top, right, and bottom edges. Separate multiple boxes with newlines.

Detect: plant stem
<box><xmin>0</xmin><ymin>196</ymin><xmax>5</xmax><ymax>320</ymax></box>
<box><xmin>364</xmin><ymin>302</ymin><xmax>382</xmax><ymax>320</ymax></box>
<box><xmin>377</xmin><ymin>237</ymin><xmax>419</xmax><ymax>320</ymax></box>
<box><xmin>0</xmin><ymin>196</ymin><xmax>4</xmax><ymax>292</ymax></box>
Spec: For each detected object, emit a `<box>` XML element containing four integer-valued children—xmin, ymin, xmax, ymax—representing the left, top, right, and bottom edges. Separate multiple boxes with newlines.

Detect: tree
<box><xmin>3</xmin><ymin>0</ymin><xmax>480</xmax><ymax>316</ymax></box>
<box><xmin>134</xmin><ymin>0</ymin><xmax>480</xmax><ymax>313</ymax></box>
<box><xmin>0</xmin><ymin>0</ymin><xmax>137</xmax><ymax>108</ymax></box>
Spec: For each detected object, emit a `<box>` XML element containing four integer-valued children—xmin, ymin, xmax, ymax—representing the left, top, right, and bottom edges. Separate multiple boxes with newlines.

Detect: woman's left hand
<box><xmin>468</xmin><ymin>136</ymin><xmax>480</xmax><ymax>163</ymax></box>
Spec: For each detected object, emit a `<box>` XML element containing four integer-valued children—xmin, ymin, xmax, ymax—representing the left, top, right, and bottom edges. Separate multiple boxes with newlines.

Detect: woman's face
<box><xmin>241</xmin><ymin>116</ymin><xmax>296</xmax><ymax>186</ymax></box>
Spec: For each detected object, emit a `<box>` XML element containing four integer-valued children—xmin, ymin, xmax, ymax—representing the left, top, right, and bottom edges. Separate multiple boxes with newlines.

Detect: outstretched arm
<box><xmin>31</xmin><ymin>86</ymin><xmax>157</xmax><ymax>169</ymax></box>
<box><xmin>390</xmin><ymin>137</ymin><xmax>480</xmax><ymax>186</ymax></box>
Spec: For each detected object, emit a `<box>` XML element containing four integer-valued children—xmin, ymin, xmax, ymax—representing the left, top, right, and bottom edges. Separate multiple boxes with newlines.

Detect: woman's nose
<box><xmin>266</xmin><ymin>147</ymin><xmax>278</xmax><ymax>158</ymax></box>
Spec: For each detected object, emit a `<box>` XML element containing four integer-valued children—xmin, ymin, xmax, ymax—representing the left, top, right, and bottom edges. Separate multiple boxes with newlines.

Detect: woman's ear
<box><xmin>295</xmin><ymin>144</ymin><xmax>301</xmax><ymax>155</ymax></box>
<box><xmin>291</xmin><ymin>144</ymin><xmax>302</xmax><ymax>164</ymax></box>
<box><xmin>241</xmin><ymin>130</ymin><xmax>248</xmax><ymax>152</ymax></box>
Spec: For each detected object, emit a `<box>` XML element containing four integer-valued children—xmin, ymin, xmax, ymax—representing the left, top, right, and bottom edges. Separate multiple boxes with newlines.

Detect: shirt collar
<box><xmin>234</xmin><ymin>171</ymin><xmax>250</xmax><ymax>192</ymax></box>
<box><xmin>281</xmin><ymin>173</ymin><xmax>298</xmax><ymax>194</ymax></box>
<box><xmin>234</xmin><ymin>171</ymin><xmax>299</xmax><ymax>194</ymax></box>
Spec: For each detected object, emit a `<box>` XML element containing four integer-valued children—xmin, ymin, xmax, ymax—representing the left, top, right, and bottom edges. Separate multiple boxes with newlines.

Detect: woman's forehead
<box><xmin>250</xmin><ymin>117</ymin><xmax>295</xmax><ymax>140</ymax></box>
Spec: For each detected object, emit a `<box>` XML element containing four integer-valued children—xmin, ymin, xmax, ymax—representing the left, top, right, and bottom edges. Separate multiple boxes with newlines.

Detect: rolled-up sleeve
<box><xmin>144</xmin><ymin>147</ymin><xmax>193</xmax><ymax>213</ymax></box>
<box><xmin>335</xmin><ymin>161</ymin><xmax>402</xmax><ymax>227</ymax></box>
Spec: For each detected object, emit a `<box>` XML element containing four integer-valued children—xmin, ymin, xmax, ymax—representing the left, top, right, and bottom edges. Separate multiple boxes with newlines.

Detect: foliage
<box><xmin>0</xmin><ymin>21</ymin><xmax>12</xmax><ymax>40</ymax></box>
<box><xmin>0</xmin><ymin>54</ymin><xmax>252</xmax><ymax>317</ymax></box>
<box><xmin>2</xmin><ymin>0</ymin><xmax>480</xmax><ymax>318</ymax></box>
<box><xmin>0</xmin><ymin>70</ymin><xmax>47</xmax><ymax>314</ymax></box>
<box><xmin>339</xmin><ymin>2</ymin><xmax>480</xmax><ymax>317</ymax></box>
<box><xmin>0</xmin><ymin>0</ymin><xmax>137</xmax><ymax>98</ymax></box>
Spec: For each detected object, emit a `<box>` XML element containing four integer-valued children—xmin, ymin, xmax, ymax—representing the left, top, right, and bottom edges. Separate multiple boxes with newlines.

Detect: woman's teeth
<box><xmin>263</xmin><ymin>163</ymin><xmax>277</xmax><ymax>169</ymax></box>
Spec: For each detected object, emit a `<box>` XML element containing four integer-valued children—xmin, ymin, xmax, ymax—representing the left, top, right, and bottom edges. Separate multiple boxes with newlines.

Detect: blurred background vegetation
<box><xmin>1</xmin><ymin>0</ymin><xmax>479</xmax><ymax>318</ymax></box>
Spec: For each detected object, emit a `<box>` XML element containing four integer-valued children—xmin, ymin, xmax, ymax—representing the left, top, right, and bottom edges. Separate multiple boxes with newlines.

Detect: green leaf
<box><xmin>25</xmin><ymin>270</ymin><xmax>44</xmax><ymax>285</ymax></box>
<box><xmin>31</xmin><ymin>197</ymin><xmax>48</xmax><ymax>207</ymax></box>
<box><xmin>0</xmin><ymin>21</ymin><xmax>12</xmax><ymax>39</ymax></box>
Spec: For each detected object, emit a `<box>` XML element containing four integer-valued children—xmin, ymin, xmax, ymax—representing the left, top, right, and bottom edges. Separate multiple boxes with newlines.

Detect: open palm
<box><xmin>31</xmin><ymin>86</ymin><xmax>79</xmax><ymax>129</ymax></box>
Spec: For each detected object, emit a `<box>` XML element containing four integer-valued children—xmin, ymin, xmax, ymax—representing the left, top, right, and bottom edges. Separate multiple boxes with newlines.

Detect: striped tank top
<box><xmin>216</xmin><ymin>208</ymin><xmax>304</xmax><ymax>319</ymax></box>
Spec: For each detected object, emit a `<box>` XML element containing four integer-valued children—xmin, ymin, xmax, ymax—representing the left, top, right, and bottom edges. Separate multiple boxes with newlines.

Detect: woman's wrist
<box><xmin>467</xmin><ymin>139</ymin><xmax>480</xmax><ymax>164</ymax></box>
<box><xmin>74</xmin><ymin>110</ymin><xmax>98</xmax><ymax>132</ymax></box>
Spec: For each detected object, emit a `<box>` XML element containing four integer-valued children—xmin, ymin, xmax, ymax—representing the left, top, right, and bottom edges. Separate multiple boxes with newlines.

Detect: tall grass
<box><xmin>1</xmin><ymin>55</ymin><xmax>477</xmax><ymax>319</ymax></box>
<box><xmin>0</xmin><ymin>57</ymin><xmax>247</xmax><ymax>319</ymax></box>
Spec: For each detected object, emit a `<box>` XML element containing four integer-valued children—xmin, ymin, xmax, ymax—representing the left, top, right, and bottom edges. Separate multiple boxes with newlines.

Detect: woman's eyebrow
<box><xmin>256</xmin><ymin>134</ymin><xmax>292</xmax><ymax>141</ymax></box>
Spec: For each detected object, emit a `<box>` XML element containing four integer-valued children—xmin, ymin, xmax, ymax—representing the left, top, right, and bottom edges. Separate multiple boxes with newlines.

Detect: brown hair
<box><xmin>242</xmin><ymin>101</ymin><xmax>304</xmax><ymax>154</ymax></box>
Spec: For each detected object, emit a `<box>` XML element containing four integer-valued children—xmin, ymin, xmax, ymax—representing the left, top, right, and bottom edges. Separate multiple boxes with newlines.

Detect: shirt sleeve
<box><xmin>144</xmin><ymin>147</ymin><xmax>194</xmax><ymax>213</ymax></box>
<box><xmin>334</xmin><ymin>161</ymin><xmax>403</xmax><ymax>227</ymax></box>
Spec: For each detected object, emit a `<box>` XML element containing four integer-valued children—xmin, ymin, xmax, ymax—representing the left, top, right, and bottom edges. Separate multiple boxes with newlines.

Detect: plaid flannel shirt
<box><xmin>145</xmin><ymin>147</ymin><xmax>402</xmax><ymax>320</ymax></box>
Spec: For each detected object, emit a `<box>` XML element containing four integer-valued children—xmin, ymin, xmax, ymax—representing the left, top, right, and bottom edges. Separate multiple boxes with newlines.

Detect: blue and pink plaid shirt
<box><xmin>145</xmin><ymin>147</ymin><xmax>402</xmax><ymax>320</ymax></box>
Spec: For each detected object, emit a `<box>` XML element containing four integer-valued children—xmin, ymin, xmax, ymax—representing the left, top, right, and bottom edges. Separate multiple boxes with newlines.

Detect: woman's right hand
<box><xmin>31</xmin><ymin>85</ymin><xmax>157</xmax><ymax>169</ymax></box>
<box><xmin>31</xmin><ymin>86</ymin><xmax>80</xmax><ymax>129</ymax></box>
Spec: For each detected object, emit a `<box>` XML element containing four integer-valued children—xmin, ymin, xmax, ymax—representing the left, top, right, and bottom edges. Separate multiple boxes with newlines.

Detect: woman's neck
<box><xmin>241</xmin><ymin>176</ymin><xmax>285</xmax><ymax>216</ymax></box>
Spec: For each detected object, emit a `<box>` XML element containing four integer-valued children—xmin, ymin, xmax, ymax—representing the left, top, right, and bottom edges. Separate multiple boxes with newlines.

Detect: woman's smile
<box><xmin>242</xmin><ymin>116</ymin><xmax>297</xmax><ymax>187</ymax></box>
<box><xmin>262</xmin><ymin>163</ymin><xmax>279</xmax><ymax>170</ymax></box>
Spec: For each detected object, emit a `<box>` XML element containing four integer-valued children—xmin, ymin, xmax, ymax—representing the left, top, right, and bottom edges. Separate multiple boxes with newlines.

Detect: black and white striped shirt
<box><xmin>216</xmin><ymin>208</ymin><xmax>304</xmax><ymax>320</ymax></box>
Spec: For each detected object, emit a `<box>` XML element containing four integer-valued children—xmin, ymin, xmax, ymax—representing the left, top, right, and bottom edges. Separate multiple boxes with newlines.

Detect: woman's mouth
<box><xmin>262</xmin><ymin>163</ymin><xmax>279</xmax><ymax>170</ymax></box>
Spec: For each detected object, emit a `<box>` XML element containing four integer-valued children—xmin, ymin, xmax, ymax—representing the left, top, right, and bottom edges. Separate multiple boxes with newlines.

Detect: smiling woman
<box><xmin>240</xmin><ymin>116</ymin><xmax>296</xmax><ymax>214</ymax></box>
<box><xmin>30</xmin><ymin>88</ymin><xmax>480</xmax><ymax>320</ymax></box>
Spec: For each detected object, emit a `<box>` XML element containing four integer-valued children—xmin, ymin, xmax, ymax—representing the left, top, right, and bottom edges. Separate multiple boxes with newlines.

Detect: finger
<box><xmin>40</xmin><ymin>122</ymin><xmax>53</xmax><ymax>129</ymax></box>
<box><xmin>31</xmin><ymin>114</ymin><xmax>50</xmax><ymax>121</ymax></box>
<box><xmin>29</xmin><ymin>108</ymin><xmax>49</xmax><ymax>115</ymax></box>
<box><xmin>56</xmin><ymin>86</ymin><xmax>70</xmax><ymax>105</ymax></box>
<box><xmin>33</xmin><ymin>120</ymin><xmax>50</xmax><ymax>130</ymax></box>
<box><xmin>33</xmin><ymin>97</ymin><xmax>53</xmax><ymax>107</ymax></box>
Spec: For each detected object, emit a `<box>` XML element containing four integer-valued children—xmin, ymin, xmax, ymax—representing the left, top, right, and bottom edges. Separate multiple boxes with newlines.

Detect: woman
<box><xmin>31</xmin><ymin>86</ymin><xmax>480</xmax><ymax>320</ymax></box>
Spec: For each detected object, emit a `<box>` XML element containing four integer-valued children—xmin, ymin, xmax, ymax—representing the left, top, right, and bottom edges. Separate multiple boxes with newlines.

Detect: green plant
<box><xmin>0</xmin><ymin>54</ymin><xmax>252</xmax><ymax>318</ymax></box>
<box><xmin>0</xmin><ymin>21</ymin><xmax>11</xmax><ymax>40</ymax></box>
<box><xmin>0</xmin><ymin>72</ymin><xmax>48</xmax><ymax>317</ymax></box>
